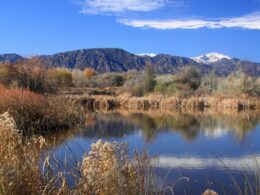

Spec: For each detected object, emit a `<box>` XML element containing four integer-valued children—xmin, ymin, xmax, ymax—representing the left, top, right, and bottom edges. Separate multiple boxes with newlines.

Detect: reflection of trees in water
<box><xmin>128</xmin><ymin>113</ymin><xmax>200</xmax><ymax>142</ymax></box>
<box><xmin>196</xmin><ymin>113</ymin><xmax>260</xmax><ymax>140</ymax></box>
<box><xmin>153</xmin><ymin>114</ymin><xmax>200</xmax><ymax>141</ymax></box>
<box><xmin>82</xmin><ymin>113</ymin><xmax>139</xmax><ymax>138</ymax></box>
<box><xmin>82</xmin><ymin>111</ymin><xmax>260</xmax><ymax>142</ymax></box>
<box><xmin>41</xmin><ymin>110</ymin><xmax>260</xmax><ymax>150</ymax></box>
<box><xmin>127</xmin><ymin>113</ymin><xmax>159</xmax><ymax>141</ymax></box>
<box><xmin>146</xmin><ymin>113</ymin><xmax>260</xmax><ymax>141</ymax></box>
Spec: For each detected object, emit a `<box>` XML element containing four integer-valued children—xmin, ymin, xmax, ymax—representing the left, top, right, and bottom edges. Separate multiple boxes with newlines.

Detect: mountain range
<box><xmin>0</xmin><ymin>49</ymin><xmax>259</xmax><ymax>76</ymax></box>
<box><xmin>0</xmin><ymin>53</ymin><xmax>25</xmax><ymax>64</ymax></box>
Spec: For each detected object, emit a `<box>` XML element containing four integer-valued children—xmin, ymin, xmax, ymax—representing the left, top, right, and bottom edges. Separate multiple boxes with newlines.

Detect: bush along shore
<box><xmin>0</xmin><ymin>84</ymin><xmax>82</xmax><ymax>135</ymax></box>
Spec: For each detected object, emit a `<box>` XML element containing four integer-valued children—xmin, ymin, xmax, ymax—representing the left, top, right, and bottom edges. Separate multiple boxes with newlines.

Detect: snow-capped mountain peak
<box><xmin>192</xmin><ymin>53</ymin><xmax>231</xmax><ymax>64</ymax></box>
<box><xmin>137</xmin><ymin>53</ymin><xmax>157</xmax><ymax>57</ymax></box>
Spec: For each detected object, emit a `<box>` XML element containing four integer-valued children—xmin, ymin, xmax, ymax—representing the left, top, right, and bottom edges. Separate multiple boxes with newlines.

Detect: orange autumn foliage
<box><xmin>0</xmin><ymin>84</ymin><xmax>80</xmax><ymax>134</ymax></box>
<box><xmin>83</xmin><ymin>68</ymin><xmax>97</xmax><ymax>79</ymax></box>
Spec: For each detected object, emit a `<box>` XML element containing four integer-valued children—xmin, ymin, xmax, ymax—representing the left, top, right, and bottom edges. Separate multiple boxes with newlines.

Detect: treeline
<box><xmin>155</xmin><ymin>67</ymin><xmax>260</xmax><ymax>97</ymax></box>
<box><xmin>0</xmin><ymin>59</ymin><xmax>259</xmax><ymax>97</ymax></box>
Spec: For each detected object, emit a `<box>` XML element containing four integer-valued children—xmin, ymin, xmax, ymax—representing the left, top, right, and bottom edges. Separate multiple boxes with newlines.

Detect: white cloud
<box><xmin>80</xmin><ymin>0</ymin><xmax>168</xmax><ymax>14</ymax></box>
<box><xmin>154</xmin><ymin>154</ymin><xmax>260</xmax><ymax>171</ymax></box>
<box><xmin>118</xmin><ymin>12</ymin><xmax>260</xmax><ymax>30</ymax></box>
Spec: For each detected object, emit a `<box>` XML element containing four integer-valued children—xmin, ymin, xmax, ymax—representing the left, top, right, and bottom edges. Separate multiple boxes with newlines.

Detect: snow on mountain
<box><xmin>137</xmin><ymin>53</ymin><xmax>157</xmax><ymax>57</ymax></box>
<box><xmin>192</xmin><ymin>53</ymin><xmax>231</xmax><ymax>64</ymax></box>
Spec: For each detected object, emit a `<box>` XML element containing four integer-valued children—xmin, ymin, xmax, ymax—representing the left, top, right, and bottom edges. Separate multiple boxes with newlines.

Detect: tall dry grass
<box><xmin>0</xmin><ymin>113</ymin><xmax>160</xmax><ymax>194</ymax></box>
<box><xmin>76</xmin><ymin>140</ymin><xmax>159</xmax><ymax>194</ymax></box>
<box><xmin>0</xmin><ymin>112</ymin><xmax>42</xmax><ymax>194</ymax></box>
<box><xmin>0</xmin><ymin>85</ymin><xmax>81</xmax><ymax>134</ymax></box>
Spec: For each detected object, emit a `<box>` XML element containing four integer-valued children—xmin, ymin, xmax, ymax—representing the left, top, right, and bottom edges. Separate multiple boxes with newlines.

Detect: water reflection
<box><xmin>40</xmin><ymin>109</ymin><xmax>260</xmax><ymax>194</ymax></box>
<box><xmin>80</xmin><ymin>110</ymin><xmax>260</xmax><ymax>142</ymax></box>
<box><xmin>81</xmin><ymin>112</ymin><xmax>138</xmax><ymax>138</ymax></box>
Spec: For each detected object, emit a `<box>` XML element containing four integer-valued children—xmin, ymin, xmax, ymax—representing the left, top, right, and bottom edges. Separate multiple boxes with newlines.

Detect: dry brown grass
<box><xmin>73</xmin><ymin>93</ymin><xmax>260</xmax><ymax>112</ymax></box>
<box><xmin>77</xmin><ymin>140</ymin><xmax>158</xmax><ymax>195</ymax></box>
<box><xmin>0</xmin><ymin>112</ymin><xmax>42</xmax><ymax>194</ymax></box>
<box><xmin>0</xmin><ymin>114</ymin><xmax>160</xmax><ymax>195</ymax></box>
<box><xmin>0</xmin><ymin>85</ymin><xmax>81</xmax><ymax>134</ymax></box>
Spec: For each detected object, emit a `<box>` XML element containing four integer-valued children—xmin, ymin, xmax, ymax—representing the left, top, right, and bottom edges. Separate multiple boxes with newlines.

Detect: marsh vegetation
<box><xmin>1</xmin><ymin>59</ymin><xmax>259</xmax><ymax>98</ymax></box>
<box><xmin>0</xmin><ymin>59</ymin><xmax>260</xmax><ymax>194</ymax></box>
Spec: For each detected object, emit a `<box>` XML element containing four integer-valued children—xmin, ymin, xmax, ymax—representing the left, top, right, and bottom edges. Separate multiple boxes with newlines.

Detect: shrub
<box><xmin>85</xmin><ymin>73</ymin><xmax>125</xmax><ymax>88</ymax></box>
<box><xmin>123</xmin><ymin>66</ymin><xmax>156</xmax><ymax>97</ymax></box>
<box><xmin>73</xmin><ymin>70</ymin><xmax>125</xmax><ymax>88</ymax></box>
<box><xmin>198</xmin><ymin>72</ymin><xmax>218</xmax><ymax>95</ymax></box>
<box><xmin>154</xmin><ymin>82</ymin><xmax>177</xmax><ymax>95</ymax></box>
<box><xmin>232</xmin><ymin>71</ymin><xmax>260</xmax><ymax>96</ymax></box>
<box><xmin>0</xmin><ymin>58</ymin><xmax>52</xmax><ymax>93</ymax></box>
<box><xmin>83</xmin><ymin>68</ymin><xmax>97</xmax><ymax>79</ymax></box>
<box><xmin>47</xmin><ymin>68</ymin><xmax>73</xmax><ymax>87</ymax></box>
<box><xmin>0</xmin><ymin>85</ymin><xmax>80</xmax><ymax>134</ymax></box>
<box><xmin>14</xmin><ymin>58</ymin><xmax>50</xmax><ymax>92</ymax></box>
<box><xmin>124</xmin><ymin>70</ymin><xmax>142</xmax><ymax>80</ymax></box>
<box><xmin>213</xmin><ymin>71</ymin><xmax>260</xmax><ymax>97</ymax></box>
<box><xmin>173</xmin><ymin>66</ymin><xmax>201</xmax><ymax>91</ymax></box>
<box><xmin>143</xmin><ymin>65</ymin><xmax>156</xmax><ymax>92</ymax></box>
<box><xmin>124</xmin><ymin>75</ymin><xmax>145</xmax><ymax>96</ymax></box>
<box><xmin>124</xmin><ymin>68</ymin><xmax>259</xmax><ymax>97</ymax></box>
<box><xmin>72</xmin><ymin>69</ymin><xmax>87</xmax><ymax>87</ymax></box>
<box><xmin>0</xmin><ymin>63</ymin><xmax>16</xmax><ymax>86</ymax></box>
<box><xmin>112</xmin><ymin>74</ymin><xmax>124</xmax><ymax>86</ymax></box>
<box><xmin>72</xmin><ymin>68</ymin><xmax>99</xmax><ymax>87</ymax></box>
<box><xmin>154</xmin><ymin>67</ymin><xmax>201</xmax><ymax>96</ymax></box>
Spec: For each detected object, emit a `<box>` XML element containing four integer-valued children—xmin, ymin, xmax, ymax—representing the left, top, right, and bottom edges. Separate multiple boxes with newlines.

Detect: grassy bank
<box><xmin>0</xmin><ymin>85</ymin><xmax>81</xmax><ymax>135</ymax></box>
<box><xmin>73</xmin><ymin>93</ymin><xmax>260</xmax><ymax>111</ymax></box>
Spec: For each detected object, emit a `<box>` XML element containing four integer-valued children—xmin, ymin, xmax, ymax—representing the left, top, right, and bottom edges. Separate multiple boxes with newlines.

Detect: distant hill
<box><xmin>39</xmin><ymin>48</ymin><xmax>210</xmax><ymax>74</ymax></box>
<box><xmin>0</xmin><ymin>54</ymin><xmax>25</xmax><ymax>63</ymax></box>
<box><xmin>0</xmin><ymin>49</ymin><xmax>259</xmax><ymax>76</ymax></box>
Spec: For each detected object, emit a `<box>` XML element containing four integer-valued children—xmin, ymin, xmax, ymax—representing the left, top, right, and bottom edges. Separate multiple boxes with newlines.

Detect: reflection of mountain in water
<box><xmin>82</xmin><ymin>111</ymin><xmax>260</xmax><ymax>142</ymax></box>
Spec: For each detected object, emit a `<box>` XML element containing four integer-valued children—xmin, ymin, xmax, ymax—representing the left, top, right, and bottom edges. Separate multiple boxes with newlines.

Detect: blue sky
<box><xmin>1</xmin><ymin>0</ymin><xmax>260</xmax><ymax>61</ymax></box>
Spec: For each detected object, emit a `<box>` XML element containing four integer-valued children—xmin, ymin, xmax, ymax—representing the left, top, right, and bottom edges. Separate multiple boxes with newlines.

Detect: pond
<box><xmin>44</xmin><ymin>109</ymin><xmax>260</xmax><ymax>194</ymax></box>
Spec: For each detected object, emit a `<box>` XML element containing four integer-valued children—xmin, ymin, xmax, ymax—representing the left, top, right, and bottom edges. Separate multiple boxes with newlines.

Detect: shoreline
<box><xmin>67</xmin><ymin>94</ymin><xmax>260</xmax><ymax>111</ymax></box>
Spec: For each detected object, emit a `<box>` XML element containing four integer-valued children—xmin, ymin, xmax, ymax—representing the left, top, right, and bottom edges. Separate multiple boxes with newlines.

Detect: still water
<box><xmin>45</xmin><ymin>110</ymin><xmax>260</xmax><ymax>194</ymax></box>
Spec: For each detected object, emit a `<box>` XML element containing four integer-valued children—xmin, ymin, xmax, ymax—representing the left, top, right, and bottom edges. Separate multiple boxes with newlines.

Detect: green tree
<box><xmin>174</xmin><ymin>66</ymin><xmax>201</xmax><ymax>90</ymax></box>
